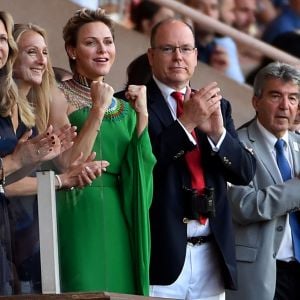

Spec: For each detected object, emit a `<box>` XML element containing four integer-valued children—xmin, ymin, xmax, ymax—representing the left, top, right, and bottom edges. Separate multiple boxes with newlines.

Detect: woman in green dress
<box><xmin>49</xmin><ymin>8</ymin><xmax>155</xmax><ymax>296</ymax></box>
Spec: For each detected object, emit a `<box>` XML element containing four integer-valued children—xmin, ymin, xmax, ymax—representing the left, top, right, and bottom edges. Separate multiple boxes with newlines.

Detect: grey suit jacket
<box><xmin>226</xmin><ymin>120</ymin><xmax>300</xmax><ymax>300</ymax></box>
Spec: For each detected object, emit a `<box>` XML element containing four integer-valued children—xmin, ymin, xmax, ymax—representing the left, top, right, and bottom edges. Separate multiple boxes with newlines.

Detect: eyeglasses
<box><xmin>152</xmin><ymin>45</ymin><xmax>196</xmax><ymax>55</ymax></box>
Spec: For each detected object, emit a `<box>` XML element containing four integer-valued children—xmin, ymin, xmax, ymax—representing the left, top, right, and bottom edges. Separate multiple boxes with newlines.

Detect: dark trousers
<box><xmin>274</xmin><ymin>260</ymin><xmax>300</xmax><ymax>300</ymax></box>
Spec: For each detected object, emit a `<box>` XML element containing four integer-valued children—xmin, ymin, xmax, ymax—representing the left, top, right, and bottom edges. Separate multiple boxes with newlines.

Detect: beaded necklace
<box><xmin>59</xmin><ymin>73</ymin><xmax>127</xmax><ymax>121</ymax></box>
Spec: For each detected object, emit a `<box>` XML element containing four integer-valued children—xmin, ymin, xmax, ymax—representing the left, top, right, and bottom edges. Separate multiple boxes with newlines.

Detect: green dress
<box><xmin>56</xmin><ymin>75</ymin><xmax>155</xmax><ymax>295</ymax></box>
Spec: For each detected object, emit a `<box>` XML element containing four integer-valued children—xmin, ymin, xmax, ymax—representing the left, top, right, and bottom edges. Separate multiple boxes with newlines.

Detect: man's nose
<box><xmin>280</xmin><ymin>97</ymin><xmax>290</xmax><ymax>109</ymax></box>
<box><xmin>173</xmin><ymin>47</ymin><xmax>183</xmax><ymax>58</ymax></box>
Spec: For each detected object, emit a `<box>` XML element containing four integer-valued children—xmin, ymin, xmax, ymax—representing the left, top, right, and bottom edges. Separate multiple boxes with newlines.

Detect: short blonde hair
<box><xmin>63</xmin><ymin>8</ymin><xmax>114</xmax><ymax>72</ymax></box>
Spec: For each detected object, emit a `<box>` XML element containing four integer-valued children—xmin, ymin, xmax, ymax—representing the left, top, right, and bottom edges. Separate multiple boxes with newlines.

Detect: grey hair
<box><xmin>253</xmin><ymin>61</ymin><xmax>300</xmax><ymax>98</ymax></box>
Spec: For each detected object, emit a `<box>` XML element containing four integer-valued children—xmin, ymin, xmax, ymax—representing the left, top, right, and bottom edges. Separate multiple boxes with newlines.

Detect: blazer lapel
<box><xmin>289</xmin><ymin>133</ymin><xmax>300</xmax><ymax>175</ymax></box>
<box><xmin>248</xmin><ymin>121</ymin><xmax>282</xmax><ymax>183</ymax></box>
<box><xmin>147</xmin><ymin>79</ymin><xmax>174</xmax><ymax>127</ymax></box>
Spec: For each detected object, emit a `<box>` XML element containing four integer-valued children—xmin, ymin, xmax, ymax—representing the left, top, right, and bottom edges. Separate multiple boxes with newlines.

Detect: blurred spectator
<box><xmin>52</xmin><ymin>67</ymin><xmax>73</xmax><ymax>82</ymax></box>
<box><xmin>114</xmin><ymin>53</ymin><xmax>152</xmax><ymax>101</ymax></box>
<box><xmin>234</xmin><ymin>0</ymin><xmax>257</xmax><ymax>36</ymax></box>
<box><xmin>70</xmin><ymin>0</ymin><xmax>131</xmax><ymax>23</ymax></box>
<box><xmin>186</xmin><ymin>0</ymin><xmax>245</xmax><ymax>82</ymax></box>
<box><xmin>70</xmin><ymin>0</ymin><xmax>99</xmax><ymax>9</ymax></box>
<box><xmin>220</xmin><ymin>0</ymin><xmax>236</xmax><ymax>25</ymax></box>
<box><xmin>256</xmin><ymin>0</ymin><xmax>277</xmax><ymax>31</ymax></box>
<box><xmin>246</xmin><ymin>31</ymin><xmax>300</xmax><ymax>85</ymax></box>
<box><xmin>221</xmin><ymin>0</ymin><xmax>276</xmax><ymax>36</ymax></box>
<box><xmin>130</xmin><ymin>0</ymin><xmax>175</xmax><ymax>35</ymax></box>
<box><xmin>273</xmin><ymin>0</ymin><xmax>289</xmax><ymax>10</ymax></box>
<box><xmin>114</xmin><ymin>53</ymin><xmax>152</xmax><ymax>102</ymax></box>
<box><xmin>290</xmin><ymin>104</ymin><xmax>300</xmax><ymax>134</ymax></box>
<box><xmin>125</xmin><ymin>53</ymin><xmax>152</xmax><ymax>88</ymax></box>
<box><xmin>262</xmin><ymin>0</ymin><xmax>300</xmax><ymax>43</ymax></box>
<box><xmin>233</xmin><ymin>0</ymin><xmax>262</xmax><ymax>77</ymax></box>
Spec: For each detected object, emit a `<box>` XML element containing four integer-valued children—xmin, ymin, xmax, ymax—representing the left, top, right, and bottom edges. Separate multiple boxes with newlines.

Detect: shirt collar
<box><xmin>256</xmin><ymin>119</ymin><xmax>289</xmax><ymax>149</ymax></box>
<box><xmin>153</xmin><ymin>75</ymin><xmax>187</xmax><ymax>99</ymax></box>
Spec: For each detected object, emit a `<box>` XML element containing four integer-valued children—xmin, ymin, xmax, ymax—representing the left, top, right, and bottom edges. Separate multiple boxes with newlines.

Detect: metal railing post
<box><xmin>37</xmin><ymin>170</ymin><xmax>60</xmax><ymax>294</ymax></box>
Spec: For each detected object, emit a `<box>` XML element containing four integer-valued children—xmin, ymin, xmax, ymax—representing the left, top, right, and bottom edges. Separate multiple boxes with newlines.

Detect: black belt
<box><xmin>187</xmin><ymin>235</ymin><xmax>212</xmax><ymax>245</ymax></box>
<box><xmin>277</xmin><ymin>260</ymin><xmax>300</xmax><ymax>270</ymax></box>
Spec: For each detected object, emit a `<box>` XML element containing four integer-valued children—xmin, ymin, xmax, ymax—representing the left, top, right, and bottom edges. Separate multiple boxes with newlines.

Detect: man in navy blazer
<box><xmin>145</xmin><ymin>18</ymin><xmax>255</xmax><ymax>300</ymax></box>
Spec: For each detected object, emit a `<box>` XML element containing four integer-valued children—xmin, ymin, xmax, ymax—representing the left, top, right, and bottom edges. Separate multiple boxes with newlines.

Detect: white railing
<box><xmin>37</xmin><ymin>171</ymin><xmax>60</xmax><ymax>294</ymax></box>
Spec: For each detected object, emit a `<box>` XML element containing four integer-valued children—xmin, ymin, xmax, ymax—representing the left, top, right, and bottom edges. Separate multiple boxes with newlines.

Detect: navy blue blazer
<box><xmin>145</xmin><ymin>79</ymin><xmax>256</xmax><ymax>289</ymax></box>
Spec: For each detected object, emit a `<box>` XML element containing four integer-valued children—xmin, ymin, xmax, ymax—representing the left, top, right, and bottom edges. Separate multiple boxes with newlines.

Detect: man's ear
<box><xmin>194</xmin><ymin>47</ymin><xmax>198</xmax><ymax>59</ymax></box>
<box><xmin>252</xmin><ymin>96</ymin><xmax>259</xmax><ymax>111</ymax></box>
<box><xmin>147</xmin><ymin>48</ymin><xmax>154</xmax><ymax>67</ymax></box>
<box><xmin>193</xmin><ymin>47</ymin><xmax>198</xmax><ymax>67</ymax></box>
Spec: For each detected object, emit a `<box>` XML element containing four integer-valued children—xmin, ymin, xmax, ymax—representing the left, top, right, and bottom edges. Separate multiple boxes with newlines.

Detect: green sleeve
<box><xmin>121</xmin><ymin>127</ymin><xmax>156</xmax><ymax>296</ymax></box>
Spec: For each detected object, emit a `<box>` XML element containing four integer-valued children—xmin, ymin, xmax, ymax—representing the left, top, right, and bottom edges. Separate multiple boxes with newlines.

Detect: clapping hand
<box><xmin>2</xmin><ymin>125</ymin><xmax>77</xmax><ymax>185</ymax></box>
<box><xmin>210</xmin><ymin>45</ymin><xmax>229</xmax><ymax>73</ymax></box>
<box><xmin>11</xmin><ymin>124</ymin><xmax>76</xmax><ymax>167</ymax></box>
<box><xmin>180</xmin><ymin>83</ymin><xmax>224</xmax><ymax>143</ymax></box>
<box><xmin>58</xmin><ymin>152</ymin><xmax>110</xmax><ymax>189</ymax></box>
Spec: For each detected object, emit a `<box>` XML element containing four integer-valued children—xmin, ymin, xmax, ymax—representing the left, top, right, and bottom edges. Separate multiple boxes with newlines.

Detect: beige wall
<box><xmin>0</xmin><ymin>0</ymin><xmax>254</xmax><ymax>126</ymax></box>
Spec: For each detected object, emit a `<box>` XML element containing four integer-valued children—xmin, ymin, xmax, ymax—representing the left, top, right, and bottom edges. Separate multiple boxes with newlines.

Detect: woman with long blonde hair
<box><xmin>0</xmin><ymin>11</ymin><xmax>74</xmax><ymax>295</ymax></box>
<box><xmin>0</xmin><ymin>14</ymin><xmax>108</xmax><ymax>293</ymax></box>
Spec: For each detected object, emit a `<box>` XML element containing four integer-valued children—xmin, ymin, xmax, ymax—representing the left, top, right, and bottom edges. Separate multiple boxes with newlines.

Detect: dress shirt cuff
<box><xmin>207</xmin><ymin>128</ymin><xmax>227</xmax><ymax>152</ymax></box>
<box><xmin>177</xmin><ymin>119</ymin><xmax>197</xmax><ymax>145</ymax></box>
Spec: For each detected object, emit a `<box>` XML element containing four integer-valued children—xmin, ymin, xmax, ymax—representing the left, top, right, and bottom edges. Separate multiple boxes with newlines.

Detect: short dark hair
<box><xmin>125</xmin><ymin>53</ymin><xmax>152</xmax><ymax>88</ymax></box>
<box><xmin>130</xmin><ymin>0</ymin><xmax>161</xmax><ymax>32</ymax></box>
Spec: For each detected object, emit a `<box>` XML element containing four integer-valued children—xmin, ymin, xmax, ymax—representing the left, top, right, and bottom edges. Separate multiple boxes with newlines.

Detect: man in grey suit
<box><xmin>226</xmin><ymin>62</ymin><xmax>300</xmax><ymax>300</ymax></box>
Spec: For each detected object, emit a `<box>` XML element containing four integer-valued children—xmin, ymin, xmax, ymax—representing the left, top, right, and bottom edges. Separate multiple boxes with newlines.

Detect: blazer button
<box><xmin>183</xmin><ymin>218</ymin><xmax>190</xmax><ymax>224</ymax></box>
<box><xmin>174</xmin><ymin>150</ymin><xmax>184</xmax><ymax>159</ymax></box>
<box><xmin>223</xmin><ymin>156</ymin><xmax>232</xmax><ymax>166</ymax></box>
<box><xmin>273</xmin><ymin>253</ymin><xmax>276</xmax><ymax>258</ymax></box>
<box><xmin>178</xmin><ymin>150</ymin><xmax>184</xmax><ymax>156</ymax></box>
<box><xmin>276</xmin><ymin>226</ymin><xmax>283</xmax><ymax>232</ymax></box>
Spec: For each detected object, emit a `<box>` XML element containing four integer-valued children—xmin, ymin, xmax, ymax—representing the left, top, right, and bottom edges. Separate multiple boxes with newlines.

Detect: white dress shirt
<box><xmin>256</xmin><ymin>120</ymin><xmax>295</xmax><ymax>262</ymax></box>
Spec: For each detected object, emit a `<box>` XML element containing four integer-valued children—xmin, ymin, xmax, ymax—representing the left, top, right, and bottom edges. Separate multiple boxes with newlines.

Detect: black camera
<box><xmin>183</xmin><ymin>186</ymin><xmax>216</xmax><ymax>219</ymax></box>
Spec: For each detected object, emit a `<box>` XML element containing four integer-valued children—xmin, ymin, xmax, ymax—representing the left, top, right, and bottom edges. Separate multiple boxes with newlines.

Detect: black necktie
<box><xmin>275</xmin><ymin>139</ymin><xmax>300</xmax><ymax>261</ymax></box>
